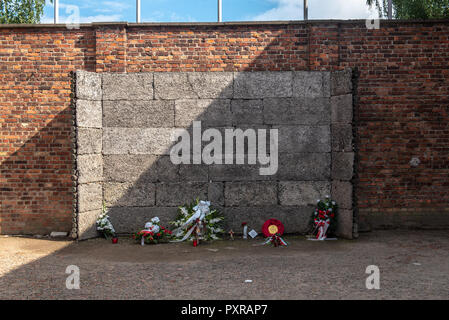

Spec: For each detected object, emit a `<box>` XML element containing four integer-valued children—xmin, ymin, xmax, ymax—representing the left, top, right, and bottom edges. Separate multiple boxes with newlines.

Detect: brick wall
<box><xmin>1</xmin><ymin>21</ymin><xmax>448</xmax><ymax>235</ymax></box>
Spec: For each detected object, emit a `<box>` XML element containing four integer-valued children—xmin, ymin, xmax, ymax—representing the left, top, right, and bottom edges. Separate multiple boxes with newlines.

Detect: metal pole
<box><xmin>304</xmin><ymin>0</ymin><xmax>308</xmax><ymax>20</ymax></box>
<box><xmin>218</xmin><ymin>0</ymin><xmax>222</xmax><ymax>22</ymax></box>
<box><xmin>136</xmin><ymin>0</ymin><xmax>141</xmax><ymax>23</ymax></box>
<box><xmin>388</xmin><ymin>0</ymin><xmax>392</xmax><ymax>19</ymax></box>
<box><xmin>54</xmin><ymin>0</ymin><xmax>59</xmax><ymax>24</ymax></box>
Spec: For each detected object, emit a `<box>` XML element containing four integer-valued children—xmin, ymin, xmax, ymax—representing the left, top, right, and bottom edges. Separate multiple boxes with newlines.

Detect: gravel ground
<box><xmin>0</xmin><ymin>230</ymin><xmax>448</xmax><ymax>300</ymax></box>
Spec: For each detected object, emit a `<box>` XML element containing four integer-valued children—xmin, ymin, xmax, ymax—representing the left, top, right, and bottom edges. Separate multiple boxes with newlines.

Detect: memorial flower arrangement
<box><xmin>133</xmin><ymin>217</ymin><xmax>172</xmax><ymax>245</ymax></box>
<box><xmin>311</xmin><ymin>196</ymin><xmax>338</xmax><ymax>240</ymax></box>
<box><xmin>170</xmin><ymin>199</ymin><xmax>224</xmax><ymax>244</ymax></box>
<box><xmin>262</xmin><ymin>219</ymin><xmax>288</xmax><ymax>247</ymax></box>
<box><xmin>96</xmin><ymin>205</ymin><xmax>116</xmax><ymax>239</ymax></box>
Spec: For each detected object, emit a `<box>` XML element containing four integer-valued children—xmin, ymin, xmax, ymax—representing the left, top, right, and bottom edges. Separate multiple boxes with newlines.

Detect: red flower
<box><xmin>242</xmin><ymin>222</ymin><xmax>247</xmax><ymax>226</ymax></box>
<box><xmin>157</xmin><ymin>233</ymin><xmax>161</xmax><ymax>237</ymax></box>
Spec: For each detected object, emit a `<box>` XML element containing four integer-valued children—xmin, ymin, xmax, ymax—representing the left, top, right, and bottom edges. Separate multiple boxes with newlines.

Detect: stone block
<box><xmin>177</xmin><ymin>164</ymin><xmax>209</xmax><ymax>182</ymax></box>
<box><xmin>208</xmin><ymin>182</ymin><xmax>224</xmax><ymax>206</ymax></box>
<box><xmin>332</xmin><ymin>123</ymin><xmax>353</xmax><ymax>152</ymax></box>
<box><xmin>230</xmin><ymin>99</ymin><xmax>264</xmax><ymax>125</ymax></box>
<box><xmin>78</xmin><ymin>209</ymin><xmax>102</xmax><ymax>240</ymax></box>
<box><xmin>76</xmin><ymin>100</ymin><xmax>102</xmax><ymax>128</ymax></box>
<box><xmin>76</xmin><ymin>71</ymin><xmax>102</xmax><ymax>101</ymax></box>
<box><xmin>187</xmin><ymin>72</ymin><xmax>234</xmax><ymax>98</ymax></box>
<box><xmin>332</xmin><ymin>180</ymin><xmax>353</xmax><ymax>209</ymax></box>
<box><xmin>331</xmin><ymin>94</ymin><xmax>353</xmax><ymax>124</ymax></box>
<box><xmin>224</xmin><ymin>206</ymin><xmax>312</xmax><ymax>234</ymax></box>
<box><xmin>233</xmin><ymin>72</ymin><xmax>292</xmax><ymax>98</ymax></box>
<box><xmin>331</xmin><ymin>69</ymin><xmax>353</xmax><ymax>96</ymax></box>
<box><xmin>332</xmin><ymin>152</ymin><xmax>354</xmax><ymax>181</ymax></box>
<box><xmin>104</xmin><ymin>155</ymin><xmax>158</xmax><ymax>182</ymax></box>
<box><xmin>102</xmin><ymin>128</ymin><xmax>174</xmax><ymax>155</ymax></box>
<box><xmin>154</xmin><ymin>73</ymin><xmax>196</xmax><ymax>100</ymax></box>
<box><xmin>103</xmin><ymin>155</ymin><xmax>193</xmax><ymax>183</ymax></box>
<box><xmin>208</xmin><ymin>162</ymin><xmax>270</xmax><ymax>181</ymax></box>
<box><xmin>279</xmin><ymin>181</ymin><xmax>330</xmax><ymax>206</ymax></box>
<box><xmin>336</xmin><ymin>209</ymin><xmax>353</xmax><ymax>239</ymax></box>
<box><xmin>77</xmin><ymin>154</ymin><xmax>102</xmax><ymax>183</ymax></box>
<box><xmin>103</xmin><ymin>100</ymin><xmax>174</xmax><ymax>128</ymax></box>
<box><xmin>78</xmin><ymin>183</ymin><xmax>102</xmax><ymax>213</ymax></box>
<box><xmin>293</xmin><ymin>71</ymin><xmax>331</xmax><ymax>98</ymax></box>
<box><xmin>77</xmin><ymin>128</ymin><xmax>102</xmax><ymax>155</ymax></box>
<box><xmin>264</xmin><ymin>97</ymin><xmax>330</xmax><ymax>125</ymax></box>
<box><xmin>277</xmin><ymin>153</ymin><xmax>331</xmax><ymax>181</ymax></box>
<box><xmin>104</xmin><ymin>182</ymin><xmax>156</xmax><ymax>207</ymax></box>
<box><xmin>106</xmin><ymin>206</ymin><xmax>178</xmax><ymax>234</ymax></box>
<box><xmin>154</xmin><ymin>156</ymin><xmax>186</xmax><ymax>182</ymax></box>
<box><xmin>175</xmin><ymin>99</ymin><xmax>232</xmax><ymax>127</ymax></box>
<box><xmin>154</xmin><ymin>72</ymin><xmax>233</xmax><ymax>100</ymax></box>
<box><xmin>156</xmin><ymin>182</ymin><xmax>208</xmax><ymax>206</ymax></box>
<box><xmin>103</xmin><ymin>73</ymin><xmax>153</xmax><ymax>100</ymax></box>
<box><xmin>277</xmin><ymin>125</ymin><xmax>331</xmax><ymax>153</ymax></box>
<box><xmin>224</xmin><ymin>182</ymin><xmax>278</xmax><ymax>207</ymax></box>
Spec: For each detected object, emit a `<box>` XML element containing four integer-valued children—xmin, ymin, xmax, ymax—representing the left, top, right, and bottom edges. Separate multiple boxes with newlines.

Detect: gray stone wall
<box><xmin>75</xmin><ymin>70</ymin><xmax>354</xmax><ymax>239</ymax></box>
<box><xmin>75</xmin><ymin>71</ymin><xmax>103</xmax><ymax>239</ymax></box>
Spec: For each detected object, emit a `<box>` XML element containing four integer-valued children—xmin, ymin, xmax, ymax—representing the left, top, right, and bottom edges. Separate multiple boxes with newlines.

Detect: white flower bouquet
<box><xmin>170</xmin><ymin>199</ymin><xmax>224</xmax><ymax>242</ymax></box>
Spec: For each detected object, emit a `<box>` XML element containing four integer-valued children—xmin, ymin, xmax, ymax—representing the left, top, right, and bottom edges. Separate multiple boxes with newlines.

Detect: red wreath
<box><xmin>262</xmin><ymin>219</ymin><xmax>285</xmax><ymax>237</ymax></box>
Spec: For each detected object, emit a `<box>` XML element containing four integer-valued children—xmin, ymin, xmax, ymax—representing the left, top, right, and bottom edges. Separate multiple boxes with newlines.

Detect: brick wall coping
<box><xmin>1</xmin><ymin>19</ymin><xmax>449</xmax><ymax>29</ymax></box>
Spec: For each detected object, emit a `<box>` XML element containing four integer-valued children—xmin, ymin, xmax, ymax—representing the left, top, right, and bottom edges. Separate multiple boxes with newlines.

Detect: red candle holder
<box><xmin>112</xmin><ymin>237</ymin><xmax>118</xmax><ymax>244</ymax></box>
<box><xmin>193</xmin><ymin>239</ymin><xmax>198</xmax><ymax>247</ymax></box>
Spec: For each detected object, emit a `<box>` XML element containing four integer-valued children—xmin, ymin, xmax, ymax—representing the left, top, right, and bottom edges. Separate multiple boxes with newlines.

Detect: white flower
<box><xmin>180</xmin><ymin>207</ymin><xmax>188</xmax><ymax>216</ymax></box>
<box><xmin>144</xmin><ymin>222</ymin><xmax>160</xmax><ymax>233</ymax></box>
<box><xmin>332</xmin><ymin>201</ymin><xmax>336</xmax><ymax>205</ymax></box>
<box><xmin>151</xmin><ymin>217</ymin><xmax>160</xmax><ymax>224</ymax></box>
<box><xmin>316</xmin><ymin>199</ymin><xmax>320</xmax><ymax>203</ymax></box>
<box><xmin>145</xmin><ymin>222</ymin><xmax>152</xmax><ymax>229</ymax></box>
<box><xmin>325</xmin><ymin>195</ymin><xmax>330</xmax><ymax>198</ymax></box>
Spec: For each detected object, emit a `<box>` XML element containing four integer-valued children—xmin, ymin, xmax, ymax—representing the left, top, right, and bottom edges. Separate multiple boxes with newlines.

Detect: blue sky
<box><xmin>41</xmin><ymin>0</ymin><xmax>378</xmax><ymax>24</ymax></box>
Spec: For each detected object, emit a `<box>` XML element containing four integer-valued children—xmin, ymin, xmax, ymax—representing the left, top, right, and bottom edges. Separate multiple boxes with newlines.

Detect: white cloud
<box><xmin>252</xmin><ymin>0</ymin><xmax>377</xmax><ymax>21</ymax></box>
<box><xmin>252</xmin><ymin>0</ymin><xmax>302</xmax><ymax>20</ymax></box>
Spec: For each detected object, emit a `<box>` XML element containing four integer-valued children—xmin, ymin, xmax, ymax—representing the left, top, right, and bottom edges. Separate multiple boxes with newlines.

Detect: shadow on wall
<box><xmin>0</xmin><ymin>111</ymin><xmax>74</xmax><ymax>235</ymax></box>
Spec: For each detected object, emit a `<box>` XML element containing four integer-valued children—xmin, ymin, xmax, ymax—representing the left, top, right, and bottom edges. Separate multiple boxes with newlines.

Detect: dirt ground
<box><xmin>0</xmin><ymin>230</ymin><xmax>448</xmax><ymax>300</ymax></box>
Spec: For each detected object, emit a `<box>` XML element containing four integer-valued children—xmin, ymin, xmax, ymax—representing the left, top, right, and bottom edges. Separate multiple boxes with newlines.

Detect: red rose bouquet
<box><xmin>311</xmin><ymin>196</ymin><xmax>338</xmax><ymax>240</ymax></box>
<box><xmin>133</xmin><ymin>217</ymin><xmax>172</xmax><ymax>245</ymax></box>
